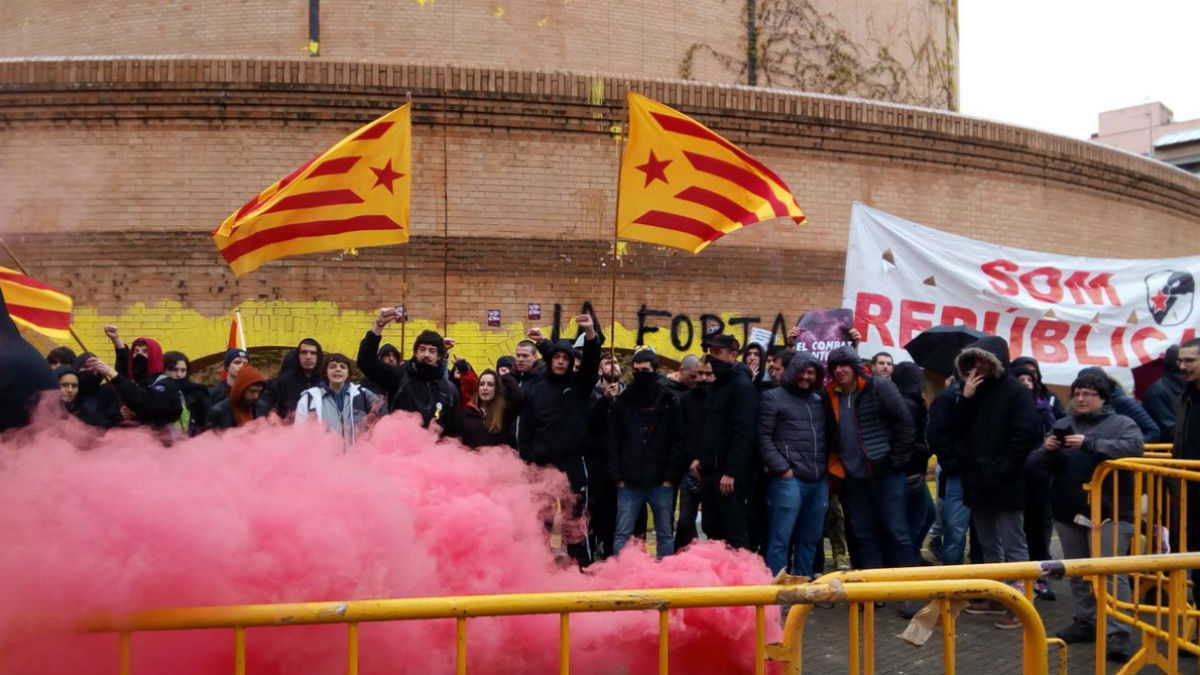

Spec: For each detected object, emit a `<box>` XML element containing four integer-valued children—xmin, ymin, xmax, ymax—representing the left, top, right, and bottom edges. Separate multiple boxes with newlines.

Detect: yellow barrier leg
<box><xmin>456</xmin><ymin>617</ymin><xmax>467</xmax><ymax>675</ymax></box>
<box><xmin>234</xmin><ymin>626</ymin><xmax>246</xmax><ymax>675</ymax></box>
<box><xmin>755</xmin><ymin>605</ymin><xmax>765</xmax><ymax>675</ymax></box>
<box><xmin>347</xmin><ymin>622</ymin><xmax>359</xmax><ymax>675</ymax></box>
<box><xmin>118</xmin><ymin>631</ymin><xmax>130</xmax><ymax>675</ymax></box>
<box><xmin>657</xmin><ymin>609</ymin><xmax>669</xmax><ymax>675</ymax></box>
<box><xmin>864</xmin><ymin>601</ymin><xmax>875</xmax><ymax>675</ymax></box>
<box><xmin>558</xmin><ymin>613</ymin><xmax>569</xmax><ymax>675</ymax></box>
<box><xmin>939</xmin><ymin>599</ymin><xmax>955</xmax><ymax>675</ymax></box>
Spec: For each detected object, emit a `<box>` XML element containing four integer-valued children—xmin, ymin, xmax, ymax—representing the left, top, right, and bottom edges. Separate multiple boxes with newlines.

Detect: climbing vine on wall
<box><xmin>680</xmin><ymin>0</ymin><xmax>958</xmax><ymax>110</ymax></box>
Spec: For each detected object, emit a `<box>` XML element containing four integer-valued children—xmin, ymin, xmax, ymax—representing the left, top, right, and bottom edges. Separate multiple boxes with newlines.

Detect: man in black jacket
<box><xmin>608</xmin><ymin>347</ymin><xmax>687</xmax><ymax>558</ymax></box>
<box><xmin>675</xmin><ymin>358</ymin><xmax>714</xmax><ymax>549</ymax></box>
<box><xmin>927</xmin><ymin>376</ymin><xmax>971</xmax><ymax>565</ymax></box>
<box><xmin>758</xmin><ymin>351</ymin><xmax>829</xmax><ymax>578</ymax></box>
<box><xmin>263</xmin><ymin>338</ymin><xmax>325</xmax><ymax>418</ymax></box>
<box><xmin>1172</xmin><ymin>338</ymin><xmax>1200</xmax><ymax>599</ymax></box>
<box><xmin>517</xmin><ymin>314</ymin><xmax>601</xmax><ymax>565</ymax></box>
<box><xmin>1145</xmin><ymin>344</ymin><xmax>1185</xmax><ymax>441</ymax></box>
<box><xmin>824</xmin><ymin>345</ymin><xmax>915</xmax><ymax>571</ymax></box>
<box><xmin>693</xmin><ymin>333</ymin><xmax>758</xmax><ymax>550</ymax></box>
<box><xmin>952</xmin><ymin>336</ymin><xmax>1042</xmax><ymax>626</ymax></box>
<box><xmin>357</xmin><ymin>308</ymin><xmax>459</xmax><ymax>435</ymax></box>
<box><xmin>0</xmin><ymin>288</ymin><xmax>58</xmax><ymax>431</ymax></box>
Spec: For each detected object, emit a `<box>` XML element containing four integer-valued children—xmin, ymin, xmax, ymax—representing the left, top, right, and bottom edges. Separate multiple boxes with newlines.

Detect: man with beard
<box><xmin>517</xmin><ymin>314</ymin><xmax>602</xmax><ymax>565</ymax></box>
<box><xmin>692</xmin><ymin>333</ymin><xmax>758</xmax><ymax>550</ymax></box>
<box><xmin>82</xmin><ymin>325</ymin><xmax>182</xmax><ymax>429</ymax></box>
<box><xmin>357</xmin><ymin>307</ymin><xmax>459</xmax><ymax>435</ymax></box>
<box><xmin>263</xmin><ymin>338</ymin><xmax>325</xmax><ymax>419</ymax></box>
<box><xmin>758</xmin><ymin>351</ymin><xmax>829</xmax><ymax>579</ymax></box>
<box><xmin>607</xmin><ymin>348</ymin><xmax>687</xmax><ymax>557</ymax></box>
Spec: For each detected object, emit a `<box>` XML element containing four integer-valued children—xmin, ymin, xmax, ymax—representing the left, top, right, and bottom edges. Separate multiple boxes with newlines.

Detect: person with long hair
<box><xmin>461</xmin><ymin>368</ymin><xmax>521</xmax><ymax>449</ymax></box>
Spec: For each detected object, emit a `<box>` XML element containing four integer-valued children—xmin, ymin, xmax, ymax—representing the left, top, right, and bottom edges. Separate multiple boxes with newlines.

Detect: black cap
<box><xmin>702</xmin><ymin>333</ymin><xmax>740</xmax><ymax>351</ymax></box>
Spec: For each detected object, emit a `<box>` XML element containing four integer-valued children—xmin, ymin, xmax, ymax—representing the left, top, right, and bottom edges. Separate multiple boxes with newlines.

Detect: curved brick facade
<box><xmin>1</xmin><ymin>57</ymin><xmax>1198</xmax><ymax>368</ymax></box>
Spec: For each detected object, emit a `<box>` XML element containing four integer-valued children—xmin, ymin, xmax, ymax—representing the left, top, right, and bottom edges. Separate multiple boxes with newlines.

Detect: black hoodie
<box><xmin>517</xmin><ymin>337</ymin><xmax>602</xmax><ymax>484</ymax></box>
<box><xmin>357</xmin><ymin>331</ymin><xmax>459</xmax><ymax>435</ymax></box>
<box><xmin>693</xmin><ymin>358</ymin><xmax>759</xmax><ymax>480</ymax></box>
<box><xmin>1144</xmin><ymin>345</ymin><xmax>1186</xmax><ymax>441</ymax></box>
<box><xmin>263</xmin><ymin>340</ymin><xmax>325</xmax><ymax>418</ymax></box>
<box><xmin>891</xmin><ymin>361</ymin><xmax>931</xmax><ymax>481</ymax></box>
<box><xmin>950</xmin><ymin>336</ymin><xmax>1042</xmax><ymax>511</ymax></box>
<box><xmin>0</xmin><ymin>288</ymin><xmax>58</xmax><ymax>431</ymax></box>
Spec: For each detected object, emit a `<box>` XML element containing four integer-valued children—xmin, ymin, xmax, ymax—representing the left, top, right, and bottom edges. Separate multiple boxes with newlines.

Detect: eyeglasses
<box><xmin>1072</xmin><ymin>390</ymin><xmax>1100</xmax><ymax>399</ymax></box>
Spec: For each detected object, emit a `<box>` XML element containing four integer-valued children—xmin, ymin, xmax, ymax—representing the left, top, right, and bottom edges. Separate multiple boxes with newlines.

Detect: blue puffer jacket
<box><xmin>824</xmin><ymin>345</ymin><xmax>915</xmax><ymax>476</ymax></box>
<box><xmin>757</xmin><ymin>352</ymin><xmax>829</xmax><ymax>481</ymax></box>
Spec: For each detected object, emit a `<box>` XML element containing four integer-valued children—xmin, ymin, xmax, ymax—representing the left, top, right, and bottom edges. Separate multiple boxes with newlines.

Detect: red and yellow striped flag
<box><xmin>0</xmin><ymin>266</ymin><xmax>73</xmax><ymax>341</ymax></box>
<box><xmin>617</xmin><ymin>93</ymin><xmax>806</xmax><ymax>254</ymax></box>
<box><xmin>212</xmin><ymin>104</ymin><xmax>412</xmax><ymax>276</ymax></box>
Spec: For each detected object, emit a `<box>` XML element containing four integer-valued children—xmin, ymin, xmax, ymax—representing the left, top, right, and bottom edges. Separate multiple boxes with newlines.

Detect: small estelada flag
<box><xmin>227</xmin><ymin>309</ymin><xmax>247</xmax><ymax>350</ymax></box>
<box><xmin>212</xmin><ymin>104</ymin><xmax>412</xmax><ymax>276</ymax></box>
<box><xmin>617</xmin><ymin>92</ymin><xmax>806</xmax><ymax>254</ymax></box>
<box><xmin>0</xmin><ymin>266</ymin><xmax>73</xmax><ymax>341</ymax></box>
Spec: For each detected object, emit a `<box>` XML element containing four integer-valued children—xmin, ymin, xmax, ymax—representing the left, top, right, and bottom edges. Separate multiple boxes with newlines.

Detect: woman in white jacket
<box><xmin>295</xmin><ymin>353</ymin><xmax>382</xmax><ymax>449</ymax></box>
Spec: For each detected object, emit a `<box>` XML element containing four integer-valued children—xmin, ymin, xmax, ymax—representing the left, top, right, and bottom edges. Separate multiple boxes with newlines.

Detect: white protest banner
<box><xmin>842</xmin><ymin>203</ymin><xmax>1198</xmax><ymax>386</ymax></box>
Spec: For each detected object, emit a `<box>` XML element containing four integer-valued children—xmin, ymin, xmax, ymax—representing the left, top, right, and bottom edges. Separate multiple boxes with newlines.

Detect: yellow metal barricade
<box><xmin>83</xmin><ymin>553</ymin><xmax>1200</xmax><ymax>675</ymax></box>
<box><xmin>1087</xmin><ymin>455</ymin><xmax>1200</xmax><ymax>675</ymax></box>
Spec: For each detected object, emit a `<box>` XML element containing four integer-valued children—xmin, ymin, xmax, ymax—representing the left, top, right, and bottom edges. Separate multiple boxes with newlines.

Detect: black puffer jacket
<box><xmin>1038</xmin><ymin>405</ymin><xmax>1143</xmax><ymax>523</ymax></box>
<box><xmin>693</xmin><ymin>359</ymin><xmax>758</xmax><ymax>480</ymax></box>
<box><xmin>757</xmin><ymin>351</ymin><xmax>829</xmax><ymax>481</ymax></box>
<box><xmin>517</xmin><ymin>336</ymin><xmax>602</xmax><ymax>483</ymax></box>
<box><xmin>951</xmin><ymin>336</ymin><xmax>1042</xmax><ymax>510</ymax></box>
<box><xmin>1144</xmin><ymin>345</ymin><xmax>1185</xmax><ymax>441</ymax></box>
<box><xmin>927</xmin><ymin>379</ymin><xmax>961</xmax><ymax>476</ymax></box>
<box><xmin>357</xmin><ymin>331</ymin><xmax>460</xmax><ymax>435</ymax></box>
<box><xmin>263</xmin><ymin>342</ymin><xmax>325</xmax><ymax>418</ymax></box>
<box><xmin>607</xmin><ymin>379</ymin><xmax>688</xmax><ymax>487</ymax></box>
<box><xmin>891</xmin><ymin>361</ymin><xmax>932</xmax><ymax>483</ymax></box>
<box><xmin>824</xmin><ymin>345</ymin><xmax>914</xmax><ymax>476</ymax></box>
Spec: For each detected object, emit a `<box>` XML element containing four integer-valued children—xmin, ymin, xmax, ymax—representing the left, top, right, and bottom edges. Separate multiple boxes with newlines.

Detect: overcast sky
<box><xmin>958</xmin><ymin>0</ymin><xmax>1200</xmax><ymax>139</ymax></box>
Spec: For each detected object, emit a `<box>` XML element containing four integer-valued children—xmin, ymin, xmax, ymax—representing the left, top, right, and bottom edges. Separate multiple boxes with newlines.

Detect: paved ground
<box><xmin>793</xmin><ymin>543</ymin><xmax>1194</xmax><ymax>674</ymax></box>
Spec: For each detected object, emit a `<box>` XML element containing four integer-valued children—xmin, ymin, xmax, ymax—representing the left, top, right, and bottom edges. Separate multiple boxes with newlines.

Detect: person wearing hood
<box><xmin>295</xmin><ymin>353</ymin><xmax>381</xmax><ymax>449</ymax></box>
<box><xmin>361</xmin><ymin>342</ymin><xmax>403</xmax><ymax>400</ymax></box>
<box><xmin>64</xmin><ymin>352</ymin><xmax>120</xmax><ymax>428</ymax></box>
<box><xmin>607</xmin><ymin>348</ymin><xmax>687</xmax><ymax>558</ymax></box>
<box><xmin>357</xmin><ymin>309</ymin><xmax>459</xmax><ymax>435</ymax></box>
<box><xmin>1035</xmin><ymin>371</ymin><xmax>1142</xmax><ymax>660</ymax></box>
<box><xmin>162</xmin><ymin>351</ymin><xmax>212</xmax><ymax>436</ymax></box>
<box><xmin>209</xmin><ymin>348</ymin><xmax>249</xmax><ymax>407</ymax></box>
<box><xmin>891</xmin><ymin>361</ymin><xmax>935</xmax><ymax>575</ymax></box>
<box><xmin>54</xmin><ymin>365</ymin><xmax>81</xmax><ymax>417</ymax></box>
<box><xmin>207</xmin><ymin>364</ymin><xmax>269</xmax><ymax>429</ymax></box>
<box><xmin>757</xmin><ymin>351</ymin><xmax>830</xmax><ymax>579</ymax></box>
<box><xmin>1012</xmin><ymin>358</ymin><xmax>1058</xmax><ymax>601</ymax></box>
<box><xmin>951</xmin><ymin>336</ymin><xmax>1042</xmax><ymax>628</ymax></box>
<box><xmin>517</xmin><ymin>314</ymin><xmax>602</xmax><ymax>565</ymax></box>
<box><xmin>824</xmin><ymin>345</ymin><xmax>917</xmax><ymax>575</ymax></box>
<box><xmin>1010</xmin><ymin>356</ymin><xmax>1066</xmax><ymax>419</ymax></box>
<box><xmin>262</xmin><ymin>338</ymin><xmax>325</xmax><ymax>419</ymax></box>
<box><xmin>84</xmin><ymin>325</ymin><xmax>182</xmax><ymax>429</ymax></box>
<box><xmin>1144</xmin><ymin>345</ymin><xmax>1185</xmax><ymax>441</ymax></box>
<box><xmin>1077</xmin><ymin>367</ymin><xmax>1161</xmax><ymax>444</ymax></box>
<box><xmin>742</xmin><ymin>342</ymin><xmax>766</xmax><ymax>384</ymax></box>
<box><xmin>691</xmin><ymin>333</ymin><xmax>759</xmax><ymax>550</ymax></box>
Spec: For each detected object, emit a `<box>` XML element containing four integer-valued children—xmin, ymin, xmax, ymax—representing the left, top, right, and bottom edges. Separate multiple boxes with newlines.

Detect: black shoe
<box><xmin>1034</xmin><ymin>578</ymin><xmax>1057</xmax><ymax>601</ymax></box>
<box><xmin>898</xmin><ymin>601</ymin><xmax>922</xmax><ymax>619</ymax></box>
<box><xmin>1106</xmin><ymin>633</ymin><xmax>1133</xmax><ymax>661</ymax></box>
<box><xmin>1055</xmin><ymin>620</ymin><xmax>1096</xmax><ymax>644</ymax></box>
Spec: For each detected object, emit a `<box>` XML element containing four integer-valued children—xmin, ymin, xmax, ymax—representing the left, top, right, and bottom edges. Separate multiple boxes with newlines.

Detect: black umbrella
<box><xmin>902</xmin><ymin>325</ymin><xmax>989</xmax><ymax>377</ymax></box>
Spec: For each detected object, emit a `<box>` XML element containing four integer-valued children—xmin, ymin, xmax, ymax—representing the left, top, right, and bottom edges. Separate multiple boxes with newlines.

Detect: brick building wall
<box><xmin>0</xmin><ymin>0</ymin><xmax>954</xmax><ymax>107</ymax></box>
<box><xmin>2</xmin><ymin>58</ymin><xmax>1198</xmax><ymax>369</ymax></box>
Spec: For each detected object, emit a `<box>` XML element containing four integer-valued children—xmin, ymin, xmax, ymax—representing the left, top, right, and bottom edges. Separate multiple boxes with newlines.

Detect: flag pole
<box><xmin>0</xmin><ymin>235</ymin><xmax>90</xmax><ymax>354</ymax></box>
<box><xmin>609</xmin><ymin>119</ymin><xmax>626</xmax><ymax>359</ymax></box>
<box><xmin>401</xmin><ymin>91</ymin><xmax>413</xmax><ymax>352</ymax></box>
<box><xmin>441</xmin><ymin>89</ymin><xmax>451</xmax><ymax>334</ymax></box>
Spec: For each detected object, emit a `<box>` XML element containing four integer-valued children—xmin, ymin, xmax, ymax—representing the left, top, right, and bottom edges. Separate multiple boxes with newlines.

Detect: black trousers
<box><xmin>699</xmin><ymin>471</ymin><xmax>749</xmax><ymax>550</ymax></box>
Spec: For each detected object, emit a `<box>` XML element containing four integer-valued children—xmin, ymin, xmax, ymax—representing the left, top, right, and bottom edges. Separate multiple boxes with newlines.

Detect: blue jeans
<box><xmin>842</xmin><ymin>472</ymin><xmax>916</xmax><ymax>569</ymax></box>
<box><xmin>906</xmin><ymin>481</ymin><xmax>936</xmax><ymax>560</ymax></box>
<box><xmin>614</xmin><ymin>485</ymin><xmax>676</xmax><ymax>557</ymax></box>
<box><xmin>765</xmin><ymin>476</ymin><xmax>829</xmax><ymax>578</ymax></box>
<box><xmin>940</xmin><ymin>475</ymin><xmax>971</xmax><ymax>565</ymax></box>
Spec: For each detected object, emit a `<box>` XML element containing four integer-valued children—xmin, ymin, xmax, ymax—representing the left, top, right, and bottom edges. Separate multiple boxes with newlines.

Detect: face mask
<box><xmin>632</xmin><ymin>370</ymin><xmax>657</xmax><ymax>387</ymax></box>
<box><xmin>694</xmin><ymin>381</ymin><xmax>711</xmax><ymax>394</ymax></box>
<box><xmin>707</xmin><ymin>356</ymin><xmax>733</xmax><ymax>378</ymax></box>
<box><xmin>131</xmin><ymin>354</ymin><xmax>149</xmax><ymax>380</ymax></box>
<box><xmin>412</xmin><ymin>359</ymin><xmax>441</xmax><ymax>379</ymax></box>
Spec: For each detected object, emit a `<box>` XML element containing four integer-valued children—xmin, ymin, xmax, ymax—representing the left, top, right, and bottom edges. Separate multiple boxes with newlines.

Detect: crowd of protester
<box><xmin>11</xmin><ymin>303</ymin><xmax>1200</xmax><ymax>662</ymax></box>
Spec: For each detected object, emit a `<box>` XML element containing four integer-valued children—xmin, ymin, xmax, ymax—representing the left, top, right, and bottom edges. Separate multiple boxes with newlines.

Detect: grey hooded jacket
<box><xmin>757</xmin><ymin>352</ymin><xmax>829</xmax><ymax>481</ymax></box>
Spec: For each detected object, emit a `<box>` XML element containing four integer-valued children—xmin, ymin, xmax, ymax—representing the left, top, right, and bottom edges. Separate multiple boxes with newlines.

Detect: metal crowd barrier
<box><xmin>84</xmin><ymin>553</ymin><xmax>1200</xmax><ymax>675</ymax></box>
<box><xmin>1087</xmin><ymin>452</ymin><xmax>1200</xmax><ymax>675</ymax></box>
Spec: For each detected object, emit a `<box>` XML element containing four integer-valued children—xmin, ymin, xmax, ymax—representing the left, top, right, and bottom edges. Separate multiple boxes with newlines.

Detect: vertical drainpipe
<box><xmin>308</xmin><ymin>0</ymin><xmax>320</xmax><ymax>56</ymax></box>
<box><xmin>746</xmin><ymin>0</ymin><xmax>757</xmax><ymax>85</ymax></box>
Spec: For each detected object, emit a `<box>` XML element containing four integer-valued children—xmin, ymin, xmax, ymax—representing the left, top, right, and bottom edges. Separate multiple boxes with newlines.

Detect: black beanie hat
<box><xmin>414</xmin><ymin>330</ymin><xmax>445</xmax><ymax>357</ymax></box>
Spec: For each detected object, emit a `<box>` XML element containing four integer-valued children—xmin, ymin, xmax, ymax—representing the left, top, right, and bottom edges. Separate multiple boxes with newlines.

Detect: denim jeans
<box><xmin>940</xmin><ymin>475</ymin><xmax>971</xmax><ymax>565</ymax></box>
<box><xmin>906</xmin><ymin>482</ymin><xmax>936</xmax><ymax>560</ymax></box>
<box><xmin>614</xmin><ymin>484</ymin><xmax>676</xmax><ymax>557</ymax></box>
<box><xmin>765</xmin><ymin>476</ymin><xmax>828</xmax><ymax>578</ymax></box>
<box><xmin>842</xmin><ymin>472</ymin><xmax>916</xmax><ymax>569</ymax></box>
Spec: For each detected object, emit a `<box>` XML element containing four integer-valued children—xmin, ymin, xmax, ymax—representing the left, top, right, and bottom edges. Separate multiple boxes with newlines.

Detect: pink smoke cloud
<box><xmin>0</xmin><ymin>408</ymin><xmax>775</xmax><ymax>674</ymax></box>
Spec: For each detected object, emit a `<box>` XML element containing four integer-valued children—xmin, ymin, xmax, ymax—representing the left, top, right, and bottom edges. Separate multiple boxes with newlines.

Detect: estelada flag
<box><xmin>227</xmin><ymin>309</ymin><xmax>246</xmax><ymax>350</ymax></box>
<box><xmin>213</xmin><ymin>104</ymin><xmax>412</xmax><ymax>276</ymax></box>
<box><xmin>617</xmin><ymin>92</ymin><xmax>806</xmax><ymax>254</ymax></box>
<box><xmin>0</xmin><ymin>266</ymin><xmax>73</xmax><ymax>342</ymax></box>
